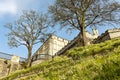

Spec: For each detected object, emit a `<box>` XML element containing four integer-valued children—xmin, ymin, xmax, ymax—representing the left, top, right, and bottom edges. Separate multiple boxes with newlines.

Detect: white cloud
<box><xmin>0</xmin><ymin>0</ymin><xmax>17</xmax><ymax>15</ymax></box>
<box><xmin>0</xmin><ymin>0</ymin><xmax>54</xmax><ymax>18</ymax></box>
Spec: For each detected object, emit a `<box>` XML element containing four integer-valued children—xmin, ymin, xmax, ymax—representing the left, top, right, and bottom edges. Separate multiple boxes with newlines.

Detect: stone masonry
<box><xmin>32</xmin><ymin>28</ymin><xmax>99</xmax><ymax>65</ymax></box>
<box><xmin>10</xmin><ymin>55</ymin><xmax>20</xmax><ymax>73</ymax></box>
<box><xmin>0</xmin><ymin>55</ymin><xmax>22</xmax><ymax>78</ymax></box>
<box><xmin>94</xmin><ymin>28</ymin><xmax>120</xmax><ymax>43</ymax></box>
<box><xmin>0</xmin><ymin>58</ymin><xmax>8</xmax><ymax>77</ymax></box>
<box><xmin>32</xmin><ymin>34</ymin><xmax>69</xmax><ymax>65</ymax></box>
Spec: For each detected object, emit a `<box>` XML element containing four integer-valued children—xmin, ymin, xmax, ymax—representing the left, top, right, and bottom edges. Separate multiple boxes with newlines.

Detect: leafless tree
<box><xmin>6</xmin><ymin>11</ymin><xmax>52</xmax><ymax>67</ymax></box>
<box><xmin>49</xmin><ymin>0</ymin><xmax>120</xmax><ymax>46</ymax></box>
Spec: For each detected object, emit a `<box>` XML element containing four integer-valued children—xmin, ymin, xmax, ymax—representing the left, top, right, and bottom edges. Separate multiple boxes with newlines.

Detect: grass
<box><xmin>1</xmin><ymin>38</ymin><xmax>120</xmax><ymax>80</ymax></box>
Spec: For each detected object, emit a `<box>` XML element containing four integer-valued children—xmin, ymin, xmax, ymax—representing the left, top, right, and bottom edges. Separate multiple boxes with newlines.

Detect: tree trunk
<box><xmin>27</xmin><ymin>46</ymin><xmax>32</xmax><ymax>67</ymax></box>
<box><xmin>79</xmin><ymin>13</ymin><xmax>88</xmax><ymax>46</ymax></box>
<box><xmin>81</xmin><ymin>27</ymin><xmax>87</xmax><ymax>46</ymax></box>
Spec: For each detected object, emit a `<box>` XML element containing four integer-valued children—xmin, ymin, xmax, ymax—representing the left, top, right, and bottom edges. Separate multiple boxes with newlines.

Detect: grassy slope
<box><xmin>1</xmin><ymin>38</ymin><xmax>120</xmax><ymax>80</ymax></box>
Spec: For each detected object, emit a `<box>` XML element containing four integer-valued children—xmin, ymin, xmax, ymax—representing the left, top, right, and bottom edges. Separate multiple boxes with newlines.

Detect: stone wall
<box><xmin>108</xmin><ymin>29</ymin><xmax>120</xmax><ymax>39</ymax></box>
<box><xmin>94</xmin><ymin>28</ymin><xmax>120</xmax><ymax>43</ymax></box>
<box><xmin>49</xmin><ymin>35</ymin><xmax>69</xmax><ymax>56</ymax></box>
<box><xmin>32</xmin><ymin>34</ymin><xmax>69</xmax><ymax>65</ymax></box>
<box><xmin>32</xmin><ymin>28</ymin><xmax>120</xmax><ymax>65</ymax></box>
<box><xmin>56</xmin><ymin>29</ymin><xmax>99</xmax><ymax>55</ymax></box>
<box><xmin>86</xmin><ymin>28</ymin><xmax>98</xmax><ymax>39</ymax></box>
<box><xmin>10</xmin><ymin>55</ymin><xmax>20</xmax><ymax>73</ymax></box>
<box><xmin>0</xmin><ymin>58</ymin><xmax>10</xmax><ymax>77</ymax></box>
<box><xmin>32</xmin><ymin>59</ymin><xmax>45</xmax><ymax>66</ymax></box>
<box><xmin>0</xmin><ymin>55</ymin><xmax>21</xmax><ymax>78</ymax></box>
<box><xmin>56</xmin><ymin>28</ymin><xmax>120</xmax><ymax>55</ymax></box>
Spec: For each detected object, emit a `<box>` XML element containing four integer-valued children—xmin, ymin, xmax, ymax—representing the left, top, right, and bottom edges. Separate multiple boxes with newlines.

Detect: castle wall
<box><xmin>94</xmin><ymin>31</ymin><xmax>110</xmax><ymax>43</ymax></box>
<box><xmin>86</xmin><ymin>31</ymin><xmax>98</xmax><ymax>39</ymax></box>
<box><xmin>56</xmin><ymin>29</ymin><xmax>99</xmax><ymax>56</ymax></box>
<box><xmin>32</xmin><ymin>59</ymin><xmax>45</xmax><ymax>66</ymax></box>
<box><xmin>32</xmin><ymin>35</ymin><xmax>69</xmax><ymax>65</ymax></box>
<box><xmin>32</xmin><ymin>28</ymin><xmax>120</xmax><ymax>65</ymax></box>
<box><xmin>49</xmin><ymin>35</ymin><xmax>69</xmax><ymax>56</ymax></box>
<box><xmin>94</xmin><ymin>28</ymin><xmax>120</xmax><ymax>43</ymax></box>
<box><xmin>0</xmin><ymin>58</ymin><xmax>8</xmax><ymax>77</ymax></box>
<box><xmin>10</xmin><ymin>55</ymin><xmax>20</xmax><ymax>73</ymax></box>
<box><xmin>0</xmin><ymin>55</ymin><xmax>24</xmax><ymax>78</ymax></box>
<box><xmin>109</xmin><ymin>30</ymin><xmax>120</xmax><ymax>39</ymax></box>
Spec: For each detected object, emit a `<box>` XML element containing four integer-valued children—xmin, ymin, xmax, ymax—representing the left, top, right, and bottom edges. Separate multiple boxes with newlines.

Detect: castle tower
<box><xmin>92</xmin><ymin>28</ymin><xmax>99</xmax><ymax>36</ymax></box>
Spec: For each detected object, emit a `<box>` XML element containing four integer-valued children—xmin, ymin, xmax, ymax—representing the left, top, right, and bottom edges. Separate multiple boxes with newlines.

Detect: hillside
<box><xmin>1</xmin><ymin>38</ymin><xmax>120</xmax><ymax>80</ymax></box>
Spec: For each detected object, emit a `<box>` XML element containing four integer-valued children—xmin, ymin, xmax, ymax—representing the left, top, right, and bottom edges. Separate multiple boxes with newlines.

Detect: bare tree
<box><xmin>6</xmin><ymin>11</ymin><xmax>52</xmax><ymax>67</ymax></box>
<box><xmin>49</xmin><ymin>0</ymin><xmax>120</xmax><ymax>46</ymax></box>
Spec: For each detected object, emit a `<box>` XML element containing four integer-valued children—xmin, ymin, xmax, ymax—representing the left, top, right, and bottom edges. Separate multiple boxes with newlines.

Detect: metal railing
<box><xmin>0</xmin><ymin>52</ymin><xmax>26</xmax><ymax>62</ymax></box>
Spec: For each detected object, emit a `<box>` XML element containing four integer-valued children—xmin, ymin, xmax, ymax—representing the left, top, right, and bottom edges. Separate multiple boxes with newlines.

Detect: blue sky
<box><xmin>0</xmin><ymin>0</ymin><xmax>79</xmax><ymax>58</ymax></box>
<box><xmin>0</xmin><ymin>0</ymin><xmax>120</xmax><ymax>58</ymax></box>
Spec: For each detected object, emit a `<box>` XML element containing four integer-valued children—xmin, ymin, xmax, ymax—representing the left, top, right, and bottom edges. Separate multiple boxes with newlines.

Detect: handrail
<box><xmin>0</xmin><ymin>52</ymin><xmax>26</xmax><ymax>62</ymax></box>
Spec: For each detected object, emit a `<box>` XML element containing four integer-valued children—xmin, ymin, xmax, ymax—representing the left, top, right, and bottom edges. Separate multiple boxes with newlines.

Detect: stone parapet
<box><xmin>94</xmin><ymin>28</ymin><xmax>120</xmax><ymax>43</ymax></box>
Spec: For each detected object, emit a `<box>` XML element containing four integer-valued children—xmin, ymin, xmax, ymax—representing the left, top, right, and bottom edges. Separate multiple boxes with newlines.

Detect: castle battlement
<box><xmin>94</xmin><ymin>28</ymin><xmax>120</xmax><ymax>43</ymax></box>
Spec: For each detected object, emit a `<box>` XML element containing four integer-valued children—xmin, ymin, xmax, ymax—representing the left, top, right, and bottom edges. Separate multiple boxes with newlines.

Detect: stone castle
<box><xmin>32</xmin><ymin>34</ymin><xmax>69</xmax><ymax>65</ymax></box>
<box><xmin>31</xmin><ymin>28</ymin><xmax>120</xmax><ymax>65</ymax></box>
<box><xmin>31</xmin><ymin>28</ymin><xmax>99</xmax><ymax>65</ymax></box>
<box><xmin>0</xmin><ymin>28</ymin><xmax>120</xmax><ymax>77</ymax></box>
